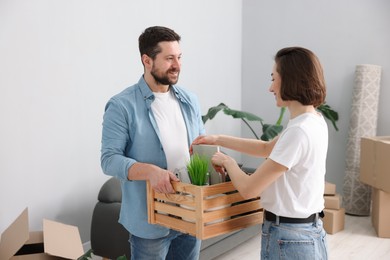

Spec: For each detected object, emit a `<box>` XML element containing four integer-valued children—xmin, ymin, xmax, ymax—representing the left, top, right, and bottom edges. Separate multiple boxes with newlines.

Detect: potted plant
<box><xmin>187</xmin><ymin>154</ymin><xmax>209</xmax><ymax>186</ymax></box>
<box><xmin>202</xmin><ymin>103</ymin><xmax>339</xmax><ymax>141</ymax></box>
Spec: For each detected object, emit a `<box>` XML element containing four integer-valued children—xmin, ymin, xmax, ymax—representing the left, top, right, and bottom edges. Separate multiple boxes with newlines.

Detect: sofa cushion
<box><xmin>98</xmin><ymin>177</ymin><xmax>122</xmax><ymax>203</ymax></box>
<box><xmin>91</xmin><ymin>201</ymin><xmax>131</xmax><ymax>259</ymax></box>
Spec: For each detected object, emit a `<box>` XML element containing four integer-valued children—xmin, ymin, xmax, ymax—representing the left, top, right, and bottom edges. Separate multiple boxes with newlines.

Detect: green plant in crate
<box><xmin>187</xmin><ymin>154</ymin><xmax>209</xmax><ymax>186</ymax></box>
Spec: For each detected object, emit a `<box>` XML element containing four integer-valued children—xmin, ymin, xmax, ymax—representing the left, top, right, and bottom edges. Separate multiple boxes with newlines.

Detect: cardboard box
<box><xmin>360</xmin><ymin>136</ymin><xmax>390</xmax><ymax>193</ymax></box>
<box><xmin>324</xmin><ymin>194</ymin><xmax>341</xmax><ymax>210</ymax></box>
<box><xmin>323</xmin><ymin>208</ymin><xmax>345</xmax><ymax>234</ymax></box>
<box><xmin>147</xmin><ymin>181</ymin><xmax>263</xmax><ymax>240</ymax></box>
<box><xmin>0</xmin><ymin>208</ymin><xmax>84</xmax><ymax>259</ymax></box>
<box><xmin>371</xmin><ymin>188</ymin><xmax>390</xmax><ymax>238</ymax></box>
<box><xmin>324</xmin><ymin>181</ymin><xmax>336</xmax><ymax>195</ymax></box>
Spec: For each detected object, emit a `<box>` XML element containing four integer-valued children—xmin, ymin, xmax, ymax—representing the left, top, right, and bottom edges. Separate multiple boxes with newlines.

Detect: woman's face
<box><xmin>269</xmin><ymin>63</ymin><xmax>286</xmax><ymax>107</ymax></box>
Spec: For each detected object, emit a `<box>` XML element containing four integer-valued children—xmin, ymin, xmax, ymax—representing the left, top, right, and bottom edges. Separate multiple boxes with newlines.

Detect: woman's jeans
<box><xmin>261</xmin><ymin>218</ymin><xmax>328</xmax><ymax>260</ymax></box>
<box><xmin>130</xmin><ymin>229</ymin><xmax>201</xmax><ymax>260</ymax></box>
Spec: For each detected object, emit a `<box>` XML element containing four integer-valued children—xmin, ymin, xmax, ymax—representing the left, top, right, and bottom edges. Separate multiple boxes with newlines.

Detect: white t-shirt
<box><xmin>151</xmin><ymin>89</ymin><xmax>189</xmax><ymax>172</ymax></box>
<box><xmin>262</xmin><ymin>112</ymin><xmax>328</xmax><ymax>218</ymax></box>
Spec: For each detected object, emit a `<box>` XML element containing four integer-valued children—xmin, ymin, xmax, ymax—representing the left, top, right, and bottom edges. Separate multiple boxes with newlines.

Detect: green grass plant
<box><xmin>187</xmin><ymin>154</ymin><xmax>209</xmax><ymax>186</ymax></box>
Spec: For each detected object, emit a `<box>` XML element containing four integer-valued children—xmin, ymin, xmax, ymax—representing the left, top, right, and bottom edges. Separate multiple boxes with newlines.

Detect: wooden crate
<box><xmin>147</xmin><ymin>181</ymin><xmax>263</xmax><ymax>240</ymax></box>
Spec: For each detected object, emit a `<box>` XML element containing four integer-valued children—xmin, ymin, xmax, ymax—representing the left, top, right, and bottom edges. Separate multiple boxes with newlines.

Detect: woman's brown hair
<box><xmin>275</xmin><ymin>47</ymin><xmax>326</xmax><ymax>107</ymax></box>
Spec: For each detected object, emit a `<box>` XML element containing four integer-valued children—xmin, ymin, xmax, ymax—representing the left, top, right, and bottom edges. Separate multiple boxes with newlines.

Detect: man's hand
<box><xmin>149</xmin><ymin>168</ymin><xmax>179</xmax><ymax>194</ymax></box>
<box><xmin>128</xmin><ymin>162</ymin><xmax>180</xmax><ymax>194</ymax></box>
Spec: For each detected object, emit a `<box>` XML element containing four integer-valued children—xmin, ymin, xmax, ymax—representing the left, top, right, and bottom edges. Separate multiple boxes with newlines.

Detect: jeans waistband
<box><xmin>264</xmin><ymin>210</ymin><xmax>324</xmax><ymax>224</ymax></box>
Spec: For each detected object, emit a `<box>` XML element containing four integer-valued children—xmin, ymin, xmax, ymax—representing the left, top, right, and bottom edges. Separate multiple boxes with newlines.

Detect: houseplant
<box><xmin>202</xmin><ymin>103</ymin><xmax>339</xmax><ymax>141</ymax></box>
<box><xmin>187</xmin><ymin>154</ymin><xmax>209</xmax><ymax>186</ymax></box>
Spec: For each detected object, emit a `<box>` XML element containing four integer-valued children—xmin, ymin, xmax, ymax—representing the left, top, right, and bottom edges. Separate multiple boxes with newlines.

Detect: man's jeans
<box><xmin>130</xmin><ymin>229</ymin><xmax>201</xmax><ymax>260</ymax></box>
<box><xmin>261</xmin><ymin>218</ymin><xmax>328</xmax><ymax>260</ymax></box>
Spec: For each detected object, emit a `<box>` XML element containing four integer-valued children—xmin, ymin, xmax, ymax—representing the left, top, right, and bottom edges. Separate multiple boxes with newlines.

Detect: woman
<box><xmin>192</xmin><ymin>47</ymin><xmax>328</xmax><ymax>259</ymax></box>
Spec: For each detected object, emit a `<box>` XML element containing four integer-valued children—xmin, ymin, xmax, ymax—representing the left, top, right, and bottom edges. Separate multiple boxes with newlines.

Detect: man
<box><xmin>101</xmin><ymin>26</ymin><xmax>204</xmax><ymax>259</ymax></box>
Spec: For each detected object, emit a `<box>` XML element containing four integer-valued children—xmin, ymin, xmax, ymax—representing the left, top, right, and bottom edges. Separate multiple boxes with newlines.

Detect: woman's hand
<box><xmin>190</xmin><ymin>135</ymin><xmax>218</xmax><ymax>154</ymax></box>
<box><xmin>211</xmin><ymin>151</ymin><xmax>236</xmax><ymax>174</ymax></box>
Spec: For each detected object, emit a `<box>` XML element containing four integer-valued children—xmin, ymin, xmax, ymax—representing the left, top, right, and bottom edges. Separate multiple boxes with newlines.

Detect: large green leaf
<box><xmin>261</xmin><ymin>124</ymin><xmax>284</xmax><ymax>141</ymax></box>
<box><xmin>223</xmin><ymin>107</ymin><xmax>264</xmax><ymax>122</ymax></box>
<box><xmin>317</xmin><ymin>104</ymin><xmax>339</xmax><ymax>131</ymax></box>
<box><xmin>202</xmin><ymin>103</ymin><xmax>228</xmax><ymax>123</ymax></box>
<box><xmin>202</xmin><ymin>103</ymin><xmax>264</xmax><ymax>124</ymax></box>
<box><xmin>202</xmin><ymin>103</ymin><xmax>264</xmax><ymax>139</ymax></box>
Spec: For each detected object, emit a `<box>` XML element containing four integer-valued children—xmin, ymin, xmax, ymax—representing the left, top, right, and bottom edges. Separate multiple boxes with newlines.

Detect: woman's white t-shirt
<box><xmin>262</xmin><ymin>112</ymin><xmax>328</xmax><ymax>218</ymax></box>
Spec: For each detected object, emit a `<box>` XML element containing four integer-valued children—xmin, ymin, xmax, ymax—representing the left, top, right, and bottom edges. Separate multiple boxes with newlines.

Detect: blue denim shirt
<box><xmin>101</xmin><ymin>76</ymin><xmax>205</xmax><ymax>239</ymax></box>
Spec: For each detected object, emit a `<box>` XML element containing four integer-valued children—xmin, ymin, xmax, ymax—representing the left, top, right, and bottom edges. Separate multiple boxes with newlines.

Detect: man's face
<box><xmin>150</xmin><ymin>41</ymin><xmax>182</xmax><ymax>86</ymax></box>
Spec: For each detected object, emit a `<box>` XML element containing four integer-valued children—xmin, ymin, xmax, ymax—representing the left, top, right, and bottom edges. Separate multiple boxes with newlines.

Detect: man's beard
<box><xmin>151</xmin><ymin>67</ymin><xmax>180</xmax><ymax>86</ymax></box>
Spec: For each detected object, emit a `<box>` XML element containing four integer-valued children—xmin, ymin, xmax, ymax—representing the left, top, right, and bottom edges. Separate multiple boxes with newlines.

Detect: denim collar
<box><xmin>137</xmin><ymin>75</ymin><xmax>188</xmax><ymax>104</ymax></box>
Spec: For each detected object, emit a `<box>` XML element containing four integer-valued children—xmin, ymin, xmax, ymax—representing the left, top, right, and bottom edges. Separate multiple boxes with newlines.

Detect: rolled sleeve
<box><xmin>101</xmin><ymin>98</ymin><xmax>136</xmax><ymax>181</ymax></box>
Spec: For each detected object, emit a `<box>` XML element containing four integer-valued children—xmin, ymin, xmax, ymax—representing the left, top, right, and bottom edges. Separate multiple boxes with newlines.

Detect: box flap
<box><xmin>43</xmin><ymin>219</ymin><xmax>84</xmax><ymax>259</ymax></box>
<box><xmin>0</xmin><ymin>208</ymin><xmax>30</xmax><ymax>259</ymax></box>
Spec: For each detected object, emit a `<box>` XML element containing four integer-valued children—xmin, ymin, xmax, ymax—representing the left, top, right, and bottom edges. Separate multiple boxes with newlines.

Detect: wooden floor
<box><xmin>214</xmin><ymin>214</ymin><xmax>390</xmax><ymax>260</ymax></box>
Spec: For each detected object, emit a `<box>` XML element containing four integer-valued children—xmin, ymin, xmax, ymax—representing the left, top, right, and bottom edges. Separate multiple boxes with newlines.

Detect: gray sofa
<box><xmin>90</xmin><ymin>167</ymin><xmax>261</xmax><ymax>259</ymax></box>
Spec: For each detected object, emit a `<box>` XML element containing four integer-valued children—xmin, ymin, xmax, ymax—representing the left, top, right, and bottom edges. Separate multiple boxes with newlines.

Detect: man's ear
<box><xmin>142</xmin><ymin>54</ymin><xmax>152</xmax><ymax>69</ymax></box>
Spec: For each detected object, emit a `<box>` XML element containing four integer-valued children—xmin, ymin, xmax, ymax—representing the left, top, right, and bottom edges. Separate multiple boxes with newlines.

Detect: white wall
<box><xmin>241</xmin><ymin>0</ymin><xmax>390</xmax><ymax>193</ymax></box>
<box><xmin>0</xmin><ymin>0</ymin><xmax>242</xmax><ymax>242</ymax></box>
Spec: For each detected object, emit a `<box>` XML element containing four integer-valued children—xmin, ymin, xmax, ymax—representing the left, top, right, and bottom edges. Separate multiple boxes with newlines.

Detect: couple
<box><xmin>101</xmin><ymin>26</ymin><xmax>328</xmax><ymax>260</ymax></box>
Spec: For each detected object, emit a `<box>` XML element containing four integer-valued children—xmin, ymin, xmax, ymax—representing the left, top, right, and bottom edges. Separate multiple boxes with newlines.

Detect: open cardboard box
<box><xmin>0</xmin><ymin>208</ymin><xmax>84</xmax><ymax>259</ymax></box>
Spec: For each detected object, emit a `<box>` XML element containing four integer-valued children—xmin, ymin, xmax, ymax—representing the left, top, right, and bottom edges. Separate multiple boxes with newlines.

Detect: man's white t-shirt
<box><xmin>151</xmin><ymin>89</ymin><xmax>189</xmax><ymax>173</ymax></box>
<box><xmin>262</xmin><ymin>112</ymin><xmax>328</xmax><ymax>218</ymax></box>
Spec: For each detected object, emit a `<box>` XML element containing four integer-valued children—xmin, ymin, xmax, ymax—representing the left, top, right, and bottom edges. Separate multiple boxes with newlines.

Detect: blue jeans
<box><xmin>129</xmin><ymin>229</ymin><xmax>201</xmax><ymax>260</ymax></box>
<box><xmin>261</xmin><ymin>218</ymin><xmax>328</xmax><ymax>260</ymax></box>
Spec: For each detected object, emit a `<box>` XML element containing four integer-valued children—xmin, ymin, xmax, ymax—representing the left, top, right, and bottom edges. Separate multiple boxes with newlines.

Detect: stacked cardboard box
<box><xmin>360</xmin><ymin>136</ymin><xmax>390</xmax><ymax>238</ymax></box>
<box><xmin>323</xmin><ymin>181</ymin><xmax>345</xmax><ymax>234</ymax></box>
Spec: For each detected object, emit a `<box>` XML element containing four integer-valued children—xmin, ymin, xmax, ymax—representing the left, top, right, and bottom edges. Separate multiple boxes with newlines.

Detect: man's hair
<box><xmin>138</xmin><ymin>26</ymin><xmax>181</xmax><ymax>60</ymax></box>
<box><xmin>275</xmin><ymin>47</ymin><xmax>326</xmax><ymax>107</ymax></box>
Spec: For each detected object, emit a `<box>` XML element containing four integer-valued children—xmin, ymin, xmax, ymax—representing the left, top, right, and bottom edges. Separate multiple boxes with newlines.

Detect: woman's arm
<box><xmin>192</xmin><ymin>134</ymin><xmax>279</xmax><ymax>158</ymax></box>
<box><xmin>212</xmin><ymin>153</ymin><xmax>286</xmax><ymax>199</ymax></box>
